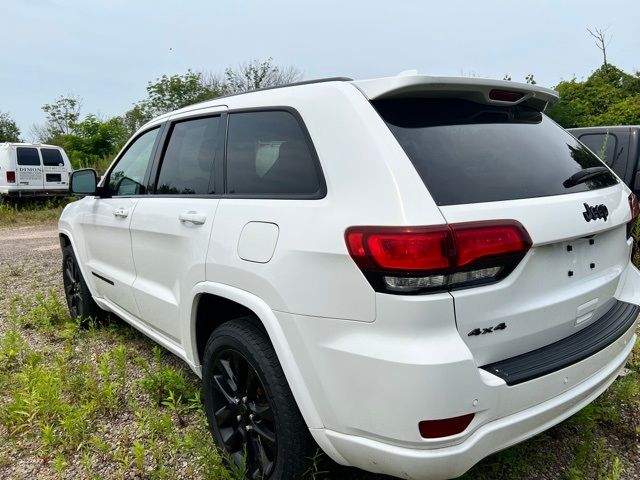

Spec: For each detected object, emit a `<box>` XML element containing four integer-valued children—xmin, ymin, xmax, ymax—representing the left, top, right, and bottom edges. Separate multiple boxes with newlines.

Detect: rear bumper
<box><xmin>311</xmin><ymin>329</ymin><xmax>635</xmax><ymax>479</ymax></box>
<box><xmin>279</xmin><ymin>263</ymin><xmax>640</xmax><ymax>479</ymax></box>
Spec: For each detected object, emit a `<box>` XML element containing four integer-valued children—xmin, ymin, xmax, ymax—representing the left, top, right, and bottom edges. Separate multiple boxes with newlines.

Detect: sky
<box><xmin>2</xmin><ymin>0</ymin><xmax>639</xmax><ymax>138</ymax></box>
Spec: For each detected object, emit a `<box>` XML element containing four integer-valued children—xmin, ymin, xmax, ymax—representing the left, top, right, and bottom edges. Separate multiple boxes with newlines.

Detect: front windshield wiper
<box><xmin>563</xmin><ymin>166</ymin><xmax>611</xmax><ymax>188</ymax></box>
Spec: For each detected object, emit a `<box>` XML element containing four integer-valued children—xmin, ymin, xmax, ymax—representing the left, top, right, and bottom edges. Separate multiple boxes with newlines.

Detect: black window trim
<box><xmin>103</xmin><ymin>106</ymin><xmax>327</xmax><ymax>200</ymax></box>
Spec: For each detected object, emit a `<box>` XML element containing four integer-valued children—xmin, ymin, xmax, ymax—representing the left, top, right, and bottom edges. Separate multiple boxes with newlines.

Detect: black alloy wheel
<box><xmin>212</xmin><ymin>348</ymin><xmax>277</xmax><ymax>478</ymax></box>
<box><xmin>202</xmin><ymin>318</ymin><xmax>313</xmax><ymax>479</ymax></box>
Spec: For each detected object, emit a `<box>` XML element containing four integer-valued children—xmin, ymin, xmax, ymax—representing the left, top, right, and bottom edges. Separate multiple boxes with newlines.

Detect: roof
<box><xmin>0</xmin><ymin>142</ymin><xmax>62</xmax><ymax>148</ymax></box>
<box><xmin>142</xmin><ymin>72</ymin><xmax>560</xmax><ymax>129</ymax></box>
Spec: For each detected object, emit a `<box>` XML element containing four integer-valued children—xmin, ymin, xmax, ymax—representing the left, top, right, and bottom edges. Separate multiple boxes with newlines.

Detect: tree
<box><xmin>224</xmin><ymin>58</ymin><xmax>302</xmax><ymax>94</ymax></box>
<box><xmin>42</xmin><ymin>95</ymin><xmax>82</xmax><ymax>137</ymax></box>
<box><xmin>0</xmin><ymin>112</ymin><xmax>21</xmax><ymax>142</ymax></box>
<box><xmin>137</xmin><ymin>70</ymin><xmax>224</xmax><ymax>117</ymax></box>
<box><xmin>587</xmin><ymin>27</ymin><xmax>611</xmax><ymax>67</ymax></box>
<box><xmin>546</xmin><ymin>64</ymin><xmax>640</xmax><ymax>128</ymax></box>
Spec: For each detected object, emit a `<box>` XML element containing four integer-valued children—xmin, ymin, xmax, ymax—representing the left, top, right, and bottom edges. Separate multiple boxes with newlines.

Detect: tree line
<box><xmin>0</xmin><ymin>58</ymin><xmax>301</xmax><ymax>169</ymax></box>
<box><xmin>1</xmin><ymin>55</ymin><xmax>639</xmax><ymax>169</ymax></box>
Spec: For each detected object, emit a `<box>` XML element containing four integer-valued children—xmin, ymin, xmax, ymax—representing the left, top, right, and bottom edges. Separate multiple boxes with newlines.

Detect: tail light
<box><xmin>489</xmin><ymin>89</ymin><xmax>524</xmax><ymax>102</ymax></box>
<box><xmin>628</xmin><ymin>193</ymin><xmax>639</xmax><ymax>239</ymax></box>
<box><xmin>345</xmin><ymin>221</ymin><xmax>532</xmax><ymax>294</ymax></box>
<box><xmin>6</xmin><ymin>171</ymin><xmax>15</xmax><ymax>183</ymax></box>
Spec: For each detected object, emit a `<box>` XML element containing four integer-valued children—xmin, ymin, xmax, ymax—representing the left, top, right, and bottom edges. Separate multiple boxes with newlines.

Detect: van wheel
<box><xmin>202</xmin><ymin>318</ymin><xmax>313</xmax><ymax>479</ymax></box>
<box><xmin>62</xmin><ymin>245</ymin><xmax>102</xmax><ymax>324</ymax></box>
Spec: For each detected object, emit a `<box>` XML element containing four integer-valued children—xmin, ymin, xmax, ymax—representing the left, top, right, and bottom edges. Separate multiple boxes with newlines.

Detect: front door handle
<box><xmin>113</xmin><ymin>208</ymin><xmax>129</xmax><ymax>218</ymax></box>
<box><xmin>179</xmin><ymin>211</ymin><xmax>207</xmax><ymax>225</ymax></box>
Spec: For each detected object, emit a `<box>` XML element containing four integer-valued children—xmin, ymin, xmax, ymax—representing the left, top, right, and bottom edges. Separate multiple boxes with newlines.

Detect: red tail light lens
<box><xmin>451</xmin><ymin>222</ymin><xmax>532</xmax><ymax>268</ymax></box>
<box><xmin>346</xmin><ymin>228</ymin><xmax>452</xmax><ymax>271</ymax></box>
<box><xmin>6</xmin><ymin>171</ymin><xmax>15</xmax><ymax>183</ymax></box>
<box><xmin>629</xmin><ymin>193</ymin><xmax>639</xmax><ymax>223</ymax></box>
<box><xmin>419</xmin><ymin>413</ymin><xmax>475</xmax><ymax>438</ymax></box>
<box><xmin>489</xmin><ymin>89</ymin><xmax>524</xmax><ymax>102</ymax></box>
<box><xmin>345</xmin><ymin>221</ymin><xmax>531</xmax><ymax>294</ymax></box>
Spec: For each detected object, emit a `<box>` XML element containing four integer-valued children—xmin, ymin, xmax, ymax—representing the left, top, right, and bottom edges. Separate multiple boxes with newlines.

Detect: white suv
<box><xmin>59</xmin><ymin>74</ymin><xmax>640</xmax><ymax>480</ymax></box>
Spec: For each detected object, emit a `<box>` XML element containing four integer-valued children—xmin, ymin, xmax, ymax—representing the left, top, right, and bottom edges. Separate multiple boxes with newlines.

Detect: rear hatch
<box><xmin>15</xmin><ymin>146</ymin><xmax>44</xmax><ymax>191</ymax></box>
<box><xmin>369</xmin><ymin>86</ymin><xmax>633</xmax><ymax>365</ymax></box>
<box><xmin>40</xmin><ymin>147</ymin><xmax>69</xmax><ymax>190</ymax></box>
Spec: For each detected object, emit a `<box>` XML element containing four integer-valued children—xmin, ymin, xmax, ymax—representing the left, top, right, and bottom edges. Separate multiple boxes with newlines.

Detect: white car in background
<box><xmin>58</xmin><ymin>74</ymin><xmax>640</xmax><ymax>480</ymax></box>
<box><xmin>0</xmin><ymin>143</ymin><xmax>72</xmax><ymax>200</ymax></box>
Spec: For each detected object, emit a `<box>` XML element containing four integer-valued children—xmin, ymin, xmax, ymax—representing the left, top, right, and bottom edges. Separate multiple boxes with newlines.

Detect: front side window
<box><xmin>156</xmin><ymin>116</ymin><xmax>220</xmax><ymax>195</ymax></box>
<box><xmin>108</xmin><ymin>127</ymin><xmax>159</xmax><ymax>196</ymax></box>
<box><xmin>16</xmin><ymin>147</ymin><xmax>41</xmax><ymax>166</ymax></box>
<box><xmin>226</xmin><ymin>111</ymin><xmax>321</xmax><ymax>195</ymax></box>
<box><xmin>41</xmin><ymin>148</ymin><xmax>64</xmax><ymax>166</ymax></box>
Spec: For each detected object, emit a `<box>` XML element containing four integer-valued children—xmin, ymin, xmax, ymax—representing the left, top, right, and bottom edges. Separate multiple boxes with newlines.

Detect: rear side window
<box><xmin>41</xmin><ymin>148</ymin><xmax>64</xmax><ymax>166</ymax></box>
<box><xmin>16</xmin><ymin>147</ymin><xmax>41</xmax><ymax>166</ymax></box>
<box><xmin>578</xmin><ymin>133</ymin><xmax>618</xmax><ymax>166</ymax></box>
<box><xmin>226</xmin><ymin>111</ymin><xmax>321</xmax><ymax>196</ymax></box>
<box><xmin>156</xmin><ymin>116</ymin><xmax>220</xmax><ymax>195</ymax></box>
<box><xmin>373</xmin><ymin>99</ymin><xmax>618</xmax><ymax>206</ymax></box>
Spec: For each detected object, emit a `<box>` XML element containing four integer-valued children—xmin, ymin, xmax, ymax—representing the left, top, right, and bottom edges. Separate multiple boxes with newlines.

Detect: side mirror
<box><xmin>70</xmin><ymin>169</ymin><xmax>98</xmax><ymax>195</ymax></box>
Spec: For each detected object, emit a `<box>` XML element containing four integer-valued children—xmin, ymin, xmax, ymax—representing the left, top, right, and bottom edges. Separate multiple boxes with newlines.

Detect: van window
<box><xmin>373</xmin><ymin>98</ymin><xmax>618</xmax><ymax>206</ymax></box>
<box><xmin>226</xmin><ymin>111</ymin><xmax>321</xmax><ymax>195</ymax></box>
<box><xmin>108</xmin><ymin>127</ymin><xmax>159</xmax><ymax>196</ymax></box>
<box><xmin>156</xmin><ymin>116</ymin><xmax>220</xmax><ymax>195</ymax></box>
<box><xmin>41</xmin><ymin>148</ymin><xmax>65</xmax><ymax>166</ymax></box>
<box><xmin>16</xmin><ymin>147</ymin><xmax>41</xmax><ymax>166</ymax></box>
<box><xmin>578</xmin><ymin>133</ymin><xmax>618</xmax><ymax>167</ymax></box>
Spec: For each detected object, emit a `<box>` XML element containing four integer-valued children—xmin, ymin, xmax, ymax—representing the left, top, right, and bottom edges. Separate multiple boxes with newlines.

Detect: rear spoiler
<box><xmin>352</xmin><ymin>74</ymin><xmax>559</xmax><ymax>112</ymax></box>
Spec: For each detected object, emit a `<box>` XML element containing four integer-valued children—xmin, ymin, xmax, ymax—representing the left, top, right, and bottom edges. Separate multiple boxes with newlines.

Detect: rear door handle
<box><xmin>113</xmin><ymin>208</ymin><xmax>129</xmax><ymax>218</ymax></box>
<box><xmin>179</xmin><ymin>211</ymin><xmax>207</xmax><ymax>225</ymax></box>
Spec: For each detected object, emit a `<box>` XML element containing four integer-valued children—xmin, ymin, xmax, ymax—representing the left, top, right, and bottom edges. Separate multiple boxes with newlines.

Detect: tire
<box><xmin>202</xmin><ymin>318</ymin><xmax>314</xmax><ymax>479</ymax></box>
<box><xmin>62</xmin><ymin>244</ymin><xmax>102</xmax><ymax>324</ymax></box>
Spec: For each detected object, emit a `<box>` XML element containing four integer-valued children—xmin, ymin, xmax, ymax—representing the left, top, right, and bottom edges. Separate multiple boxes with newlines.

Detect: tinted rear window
<box><xmin>373</xmin><ymin>99</ymin><xmax>618</xmax><ymax>206</ymax></box>
<box><xmin>156</xmin><ymin>116</ymin><xmax>220</xmax><ymax>195</ymax></box>
<box><xmin>41</xmin><ymin>148</ymin><xmax>64</xmax><ymax>166</ymax></box>
<box><xmin>16</xmin><ymin>147</ymin><xmax>41</xmax><ymax>166</ymax></box>
<box><xmin>226</xmin><ymin>111</ymin><xmax>321</xmax><ymax>196</ymax></box>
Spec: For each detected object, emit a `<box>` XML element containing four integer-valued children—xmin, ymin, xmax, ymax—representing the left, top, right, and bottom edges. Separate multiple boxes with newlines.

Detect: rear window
<box><xmin>226</xmin><ymin>111</ymin><xmax>322</xmax><ymax>196</ymax></box>
<box><xmin>41</xmin><ymin>148</ymin><xmax>65</xmax><ymax>166</ymax></box>
<box><xmin>156</xmin><ymin>116</ymin><xmax>220</xmax><ymax>195</ymax></box>
<box><xmin>16</xmin><ymin>147</ymin><xmax>41</xmax><ymax>166</ymax></box>
<box><xmin>373</xmin><ymin>99</ymin><xmax>618</xmax><ymax>206</ymax></box>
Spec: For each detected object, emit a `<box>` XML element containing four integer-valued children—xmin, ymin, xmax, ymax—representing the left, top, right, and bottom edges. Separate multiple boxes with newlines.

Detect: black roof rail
<box><xmin>187</xmin><ymin>76</ymin><xmax>353</xmax><ymax>108</ymax></box>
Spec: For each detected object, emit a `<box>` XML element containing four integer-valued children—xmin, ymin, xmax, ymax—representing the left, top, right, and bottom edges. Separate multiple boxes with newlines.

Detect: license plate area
<box><xmin>563</xmin><ymin>236</ymin><xmax>602</xmax><ymax>279</ymax></box>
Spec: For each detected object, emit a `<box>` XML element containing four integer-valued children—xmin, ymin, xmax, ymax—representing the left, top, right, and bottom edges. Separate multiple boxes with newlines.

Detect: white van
<box><xmin>0</xmin><ymin>143</ymin><xmax>72</xmax><ymax>199</ymax></box>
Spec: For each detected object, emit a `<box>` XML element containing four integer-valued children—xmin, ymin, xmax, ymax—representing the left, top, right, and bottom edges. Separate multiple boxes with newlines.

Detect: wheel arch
<box><xmin>189</xmin><ymin>282</ymin><xmax>323</xmax><ymax>429</ymax></box>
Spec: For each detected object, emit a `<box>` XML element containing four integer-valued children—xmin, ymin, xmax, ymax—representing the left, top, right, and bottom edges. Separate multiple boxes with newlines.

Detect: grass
<box><xmin>0</xmin><ymin>198</ymin><xmax>74</xmax><ymax>227</ymax></box>
<box><xmin>0</xmin><ymin>290</ymin><xmax>638</xmax><ymax>479</ymax></box>
<box><xmin>0</xmin><ymin>291</ymin><xmax>245</xmax><ymax>480</ymax></box>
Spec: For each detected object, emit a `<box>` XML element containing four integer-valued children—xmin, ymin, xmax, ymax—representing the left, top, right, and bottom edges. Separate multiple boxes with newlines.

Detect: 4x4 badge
<box><xmin>468</xmin><ymin>322</ymin><xmax>507</xmax><ymax>336</ymax></box>
<box><xmin>583</xmin><ymin>203</ymin><xmax>608</xmax><ymax>222</ymax></box>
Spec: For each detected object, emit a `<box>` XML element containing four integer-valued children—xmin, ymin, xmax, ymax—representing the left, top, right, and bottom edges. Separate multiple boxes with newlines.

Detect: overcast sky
<box><xmin>2</xmin><ymin>0</ymin><xmax>639</xmax><ymax>137</ymax></box>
